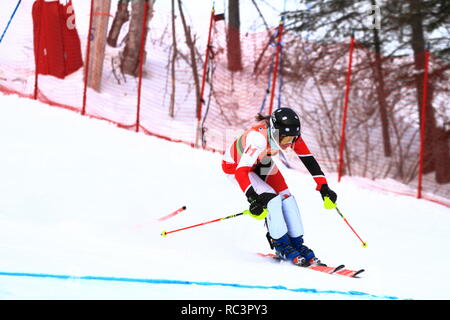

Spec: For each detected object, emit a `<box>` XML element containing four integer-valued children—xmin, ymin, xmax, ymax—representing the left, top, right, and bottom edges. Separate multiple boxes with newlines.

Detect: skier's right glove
<box><xmin>319</xmin><ymin>184</ymin><xmax>337</xmax><ymax>209</ymax></box>
<box><xmin>245</xmin><ymin>186</ymin><xmax>277</xmax><ymax>219</ymax></box>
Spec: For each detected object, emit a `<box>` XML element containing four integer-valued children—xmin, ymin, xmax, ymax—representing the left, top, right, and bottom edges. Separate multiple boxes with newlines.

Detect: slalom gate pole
<box><xmin>135</xmin><ymin>0</ymin><xmax>150</xmax><ymax>133</ymax></box>
<box><xmin>417</xmin><ymin>42</ymin><xmax>430</xmax><ymax>199</ymax></box>
<box><xmin>82</xmin><ymin>0</ymin><xmax>95</xmax><ymax>115</ymax></box>
<box><xmin>334</xmin><ymin>206</ymin><xmax>367</xmax><ymax>248</ymax></box>
<box><xmin>267</xmin><ymin>16</ymin><xmax>285</xmax><ymax>116</ymax></box>
<box><xmin>161</xmin><ymin>211</ymin><xmax>248</xmax><ymax>237</ymax></box>
<box><xmin>34</xmin><ymin>0</ymin><xmax>43</xmax><ymax>100</ymax></box>
<box><xmin>337</xmin><ymin>30</ymin><xmax>355</xmax><ymax>182</ymax></box>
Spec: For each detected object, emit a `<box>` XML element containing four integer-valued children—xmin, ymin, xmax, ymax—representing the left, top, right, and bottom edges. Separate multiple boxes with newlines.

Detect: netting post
<box><xmin>267</xmin><ymin>16</ymin><xmax>284</xmax><ymax>116</ymax></box>
<box><xmin>136</xmin><ymin>0</ymin><xmax>150</xmax><ymax>133</ymax></box>
<box><xmin>82</xmin><ymin>0</ymin><xmax>95</xmax><ymax>115</ymax></box>
<box><xmin>33</xmin><ymin>0</ymin><xmax>43</xmax><ymax>100</ymax></box>
<box><xmin>337</xmin><ymin>31</ymin><xmax>355</xmax><ymax>182</ymax></box>
<box><xmin>417</xmin><ymin>43</ymin><xmax>430</xmax><ymax>199</ymax></box>
<box><xmin>196</xmin><ymin>6</ymin><xmax>215</xmax><ymax>147</ymax></box>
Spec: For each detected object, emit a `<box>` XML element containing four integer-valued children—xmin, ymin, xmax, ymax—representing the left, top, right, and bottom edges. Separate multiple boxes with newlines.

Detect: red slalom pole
<box><xmin>82</xmin><ymin>0</ymin><xmax>95</xmax><ymax>115</ymax></box>
<box><xmin>161</xmin><ymin>211</ymin><xmax>246</xmax><ymax>237</ymax></box>
<box><xmin>195</xmin><ymin>6</ymin><xmax>215</xmax><ymax>147</ymax></box>
<box><xmin>335</xmin><ymin>207</ymin><xmax>367</xmax><ymax>248</ymax></box>
<box><xmin>157</xmin><ymin>206</ymin><xmax>187</xmax><ymax>222</ymax></box>
<box><xmin>268</xmin><ymin>17</ymin><xmax>284</xmax><ymax>116</ymax></box>
<box><xmin>338</xmin><ymin>31</ymin><xmax>355</xmax><ymax>182</ymax></box>
<box><xmin>33</xmin><ymin>0</ymin><xmax>43</xmax><ymax>100</ymax></box>
<box><xmin>417</xmin><ymin>43</ymin><xmax>430</xmax><ymax>199</ymax></box>
<box><xmin>135</xmin><ymin>0</ymin><xmax>150</xmax><ymax>133</ymax></box>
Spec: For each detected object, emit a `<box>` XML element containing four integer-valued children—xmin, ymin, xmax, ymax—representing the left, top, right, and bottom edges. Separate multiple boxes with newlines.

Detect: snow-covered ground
<box><xmin>0</xmin><ymin>92</ymin><xmax>449</xmax><ymax>300</ymax></box>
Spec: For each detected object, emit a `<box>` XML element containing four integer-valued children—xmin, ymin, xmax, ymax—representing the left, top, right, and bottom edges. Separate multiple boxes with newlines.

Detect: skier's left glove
<box><xmin>319</xmin><ymin>184</ymin><xmax>337</xmax><ymax>209</ymax></box>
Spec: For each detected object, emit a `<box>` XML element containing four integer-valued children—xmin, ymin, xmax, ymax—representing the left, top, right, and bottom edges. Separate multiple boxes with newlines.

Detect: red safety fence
<box><xmin>200</xmin><ymin>10</ymin><xmax>450</xmax><ymax>207</ymax></box>
<box><xmin>0</xmin><ymin>1</ymin><xmax>448</xmax><ymax>207</ymax></box>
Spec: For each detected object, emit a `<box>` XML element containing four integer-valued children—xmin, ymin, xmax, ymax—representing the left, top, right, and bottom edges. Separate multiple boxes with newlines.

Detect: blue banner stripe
<box><xmin>0</xmin><ymin>271</ymin><xmax>405</xmax><ymax>300</ymax></box>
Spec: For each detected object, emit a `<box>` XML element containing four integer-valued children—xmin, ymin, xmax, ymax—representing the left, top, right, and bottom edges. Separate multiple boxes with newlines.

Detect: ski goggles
<box><xmin>279</xmin><ymin>136</ymin><xmax>297</xmax><ymax>144</ymax></box>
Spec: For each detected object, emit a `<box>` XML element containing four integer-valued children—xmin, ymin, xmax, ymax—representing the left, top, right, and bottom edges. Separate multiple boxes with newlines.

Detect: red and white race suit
<box><xmin>222</xmin><ymin>121</ymin><xmax>328</xmax><ymax>197</ymax></box>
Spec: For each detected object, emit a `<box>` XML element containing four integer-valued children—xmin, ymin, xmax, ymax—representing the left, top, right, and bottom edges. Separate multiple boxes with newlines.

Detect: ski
<box><xmin>257</xmin><ymin>253</ymin><xmax>364</xmax><ymax>278</ymax></box>
<box><xmin>335</xmin><ymin>268</ymin><xmax>365</xmax><ymax>278</ymax></box>
<box><xmin>309</xmin><ymin>263</ymin><xmax>345</xmax><ymax>274</ymax></box>
<box><xmin>257</xmin><ymin>253</ymin><xmax>344</xmax><ymax>275</ymax></box>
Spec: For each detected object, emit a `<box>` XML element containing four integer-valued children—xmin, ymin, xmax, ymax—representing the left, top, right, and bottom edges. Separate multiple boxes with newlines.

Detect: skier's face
<box><xmin>279</xmin><ymin>136</ymin><xmax>295</xmax><ymax>149</ymax></box>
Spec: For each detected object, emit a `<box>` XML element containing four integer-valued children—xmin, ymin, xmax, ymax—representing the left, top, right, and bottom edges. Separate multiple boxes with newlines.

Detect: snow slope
<box><xmin>0</xmin><ymin>93</ymin><xmax>449</xmax><ymax>300</ymax></box>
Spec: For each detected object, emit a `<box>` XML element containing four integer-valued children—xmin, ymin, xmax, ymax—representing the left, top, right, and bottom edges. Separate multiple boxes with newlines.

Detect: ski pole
<box><xmin>157</xmin><ymin>206</ymin><xmax>187</xmax><ymax>222</ymax></box>
<box><xmin>335</xmin><ymin>206</ymin><xmax>368</xmax><ymax>248</ymax></box>
<box><xmin>0</xmin><ymin>0</ymin><xmax>21</xmax><ymax>43</ymax></box>
<box><xmin>161</xmin><ymin>210</ymin><xmax>249</xmax><ymax>237</ymax></box>
<box><xmin>323</xmin><ymin>196</ymin><xmax>367</xmax><ymax>247</ymax></box>
<box><xmin>134</xmin><ymin>206</ymin><xmax>187</xmax><ymax>230</ymax></box>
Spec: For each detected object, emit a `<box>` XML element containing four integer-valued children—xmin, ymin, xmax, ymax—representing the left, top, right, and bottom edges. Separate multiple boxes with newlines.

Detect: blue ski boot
<box><xmin>289</xmin><ymin>235</ymin><xmax>325</xmax><ymax>266</ymax></box>
<box><xmin>271</xmin><ymin>233</ymin><xmax>306</xmax><ymax>266</ymax></box>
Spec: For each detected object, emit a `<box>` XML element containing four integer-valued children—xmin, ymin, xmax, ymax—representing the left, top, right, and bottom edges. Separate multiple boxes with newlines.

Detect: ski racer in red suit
<box><xmin>222</xmin><ymin>108</ymin><xmax>337</xmax><ymax>266</ymax></box>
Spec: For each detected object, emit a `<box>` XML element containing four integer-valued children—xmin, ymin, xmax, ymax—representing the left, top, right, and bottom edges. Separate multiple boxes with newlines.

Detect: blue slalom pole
<box><xmin>0</xmin><ymin>0</ymin><xmax>22</xmax><ymax>43</ymax></box>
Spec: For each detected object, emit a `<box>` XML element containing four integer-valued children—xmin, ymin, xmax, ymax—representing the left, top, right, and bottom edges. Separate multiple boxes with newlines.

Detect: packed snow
<box><xmin>0</xmin><ymin>93</ymin><xmax>449</xmax><ymax>300</ymax></box>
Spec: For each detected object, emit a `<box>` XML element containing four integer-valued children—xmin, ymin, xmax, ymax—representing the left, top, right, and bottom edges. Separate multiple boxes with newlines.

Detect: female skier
<box><xmin>222</xmin><ymin>107</ymin><xmax>337</xmax><ymax>266</ymax></box>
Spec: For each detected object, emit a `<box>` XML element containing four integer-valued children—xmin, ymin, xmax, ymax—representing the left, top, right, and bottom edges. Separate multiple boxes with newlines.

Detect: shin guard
<box><xmin>266</xmin><ymin>195</ymin><xmax>288</xmax><ymax>240</ymax></box>
<box><xmin>281</xmin><ymin>195</ymin><xmax>304</xmax><ymax>238</ymax></box>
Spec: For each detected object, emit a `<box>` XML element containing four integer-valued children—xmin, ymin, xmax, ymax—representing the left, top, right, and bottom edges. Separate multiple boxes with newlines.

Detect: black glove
<box><xmin>319</xmin><ymin>184</ymin><xmax>337</xmax><ymax>203</ymax></box>
<box><xmin>245</xmin><ymin>187</ymin><xmax>277</xmax><ymax>217</ymax></box>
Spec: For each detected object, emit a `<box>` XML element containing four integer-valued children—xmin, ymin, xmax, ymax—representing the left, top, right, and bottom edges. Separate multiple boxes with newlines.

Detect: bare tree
<box><xmin>121</xmin><ymin>0</ymin><xmax>156</xmax><ymax>76</ymax></box>
<box><xmin>86</xmin><ymin>0</ymin><xmax>112</xmax><ymax>92</ymax></box>
<box><xmin>107</xmin><ymin>0</ymin><xmax>130</xmax><ymax>47</ymax></box>
<box><xmin>370</xmin><ymin>0</ymin><xmax>391</xmax><ymax>157</ymax></box>
<box><xmin>285</xmin><ymin>0</ymin><xmax>450</xmax><ymax>185</ymax></box>
<box><xmin>169</xmin><ymin>0</ymin><xmax>178</xmax><ymax>118</ymax></box>
<box><xmin>177</xmin><ymin>0</ymin><xmax>201</xmax><ymax>115</ymax></box>
<box><xmin>227</xmin><ymin>0</ymin><xmax>243</xmax><ymax>71</ymax></box>
<box><xmin>403</xmin><ymin>0</ymin><xmax>449</xmax><ymax>183</ymax></box>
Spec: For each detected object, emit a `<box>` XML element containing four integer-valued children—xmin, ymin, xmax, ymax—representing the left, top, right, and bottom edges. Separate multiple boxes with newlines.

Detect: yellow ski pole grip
<box><xmin>323</xmin><ymin>196</ymin><xmax>337</xmax><ymax>209</ymax></box>
<box><xmin>245</xmin><ymin>208</ymin><xmax>268</xmax><ymax>220</ymax></box>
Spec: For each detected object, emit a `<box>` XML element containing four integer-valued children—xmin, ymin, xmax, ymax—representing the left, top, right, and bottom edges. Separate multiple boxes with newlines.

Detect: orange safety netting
<box><xmin>0</xmin><ymin>1</ymin><xmax>448</xmax><ymax>206</ymax></box>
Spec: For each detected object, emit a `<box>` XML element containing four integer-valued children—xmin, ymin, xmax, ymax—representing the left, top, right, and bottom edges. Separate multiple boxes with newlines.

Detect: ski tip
<box><xmin>182</xmin><ymin>206</ymin><xmax>187</xmax><ymax>210</ymax></box>
<box><xmin>334</xmin><ymin>264</ymin><xmax>345</xmax><ymax>272</ymax></box>
<box><xmin>362</xmin><ymin>242</ymin><xmax>368</xmax><ymax>248</ymax></box>
<box><xmin>161</xmin><ymin>230</ymin><xmax>167</xmax><ymax>237</ymax></box>
<box><xmin>353</xmin><ymin>269</ymin><xmax>365</xmax><ymax>277</ymax></box>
